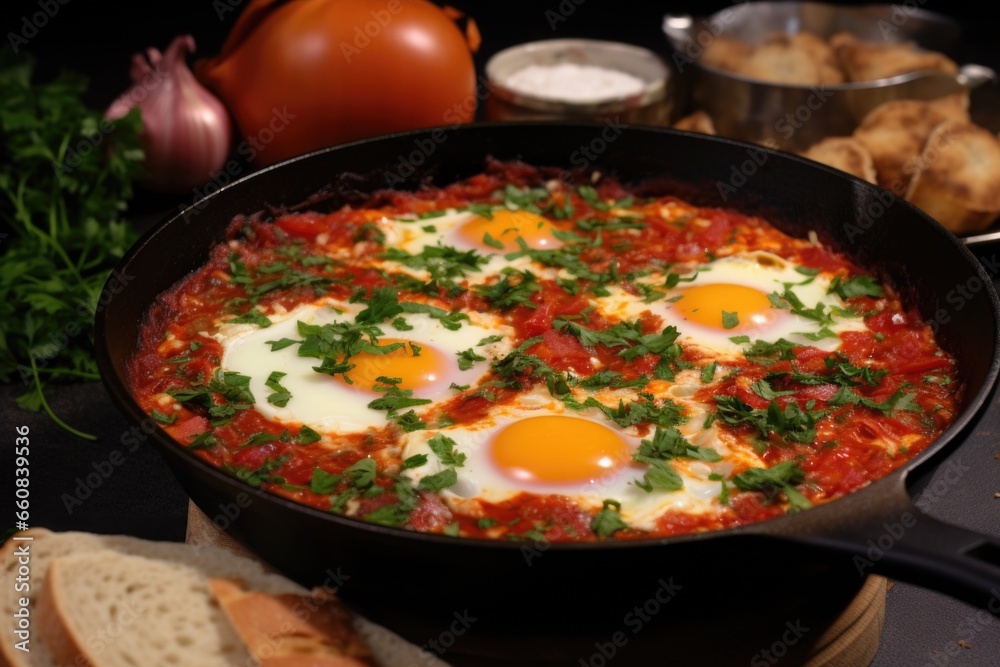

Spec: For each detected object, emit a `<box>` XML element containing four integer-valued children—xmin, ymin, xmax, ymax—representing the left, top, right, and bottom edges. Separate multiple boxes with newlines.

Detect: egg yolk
<box><xmin>490</xmin><ymin>416</ymin><xmax>631</xmax><ymax>484</ymax></box>
<box><xmin>456</xmin><ymin>209</ymin><xmax>561</xmax><ymax>252</ymax></box>
<box><xmin>672</xmin><ymin>283</ymin><xmax>777</xmax><ymax>331</ymax></box>
<box><xmin>338</xmin><ymin>338</ymin><xmax>450</xmax><ymax>393</ymax></box>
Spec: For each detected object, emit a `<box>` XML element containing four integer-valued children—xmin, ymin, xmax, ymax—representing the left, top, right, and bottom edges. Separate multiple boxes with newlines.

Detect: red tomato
<box><xmin>275</xmin><ymin>212</ymin><xmax>329</xmax><ymax>238</ymax></box>
<box><xmin>197</xmin><ymin>0</ymin><xmax>477</xmax><ymax>166</ymax></box>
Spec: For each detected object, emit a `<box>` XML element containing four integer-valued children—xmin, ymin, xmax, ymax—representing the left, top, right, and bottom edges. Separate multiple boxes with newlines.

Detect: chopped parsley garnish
<box><xmin>230</xmin><ymin>309</ymin><xmax>272</xmax><ymax>328</ymax></box>
<box><xmin>732</xmin><ymin>461</ymin><xmax>812</xmax><ymax>512</ymax></box>
<box><xmin>151</xmin><ymin>410</ymin><xmax>176</xmax><ymax>425</ymax></box>
<box><xmin>555</xmin><ymin>320</ymin><xmax>682</xmax><ymax>363</ymax></box>
<box><xmin>635</xmin><ymin>426</ymin><xmax>723</xmax><ymax>463</ymax></box>
<box><xmin>631</xmin><ymin>426</ymin><xmax>722</xmax><ymax>492</ymax></box>
<box><xmin>665</xmin><ymin>269</ymin><xmax>702</xmax><ymax>288</ymax></box>
<box><xmin>591</xmin><ymin>499</ymin><xmax>629</xmax><ymax>537</ymax></box>
<box><xmin>417</xmin><ymin>468</ymin><xmax>458</xmax><ymax>492</ymax></box>
<box><xmin>380</xmin><ymin>245</ymin><xmax>487</xmax><ymax>283</ymax></box>
<box><xmin>367</xmin><ymin>376</ymin><xmax>432</xmax><ymax>417</ymax></box>
<box><xmin>768</xmin><ymin>285</ymin><xmax>835</xmax><ymax>326</ymax></box>
<box><xmin>750</xmin><ymin>379</ymin><xmax>796</xmax><ymax>401</ymax></box>
<box><xmin>632</xmin><ymin>458</ymin><xmax>683</xmax><ymax>492</ymax></box>
<box><xmin>391</xmin><ymin>317</ymin><xmax>414</xmax><ymax>331</ymax></box>
<box><xmin>765</xmin><ymin>353</ymin><xmax>888</xmax><ymax>388</ymax></box>
<box><xmin>227</xmin><ymin>455</ymin><xmax>291</xmax><ymax>487</ymax></box>
<box><xmin>473</xmin><ymin>269</ymin><xmax>540</xmax><ymax>309</ymax></box>
<box><xmin>264</xmin><ymin>371</ymin><xmax>292</xmax><ymax>407</ymax></box>
<box><xmin>829</xmin><ymin>274</ymin><xmax>883</xmax><ymax>300</ymax></box>
<box><xmin>795</xmin><ymin>327</ymin><xmax>837</xmax><ymax>341</ymax></box>
<box><xmin>401</xmin><ymin>454</ymin><xmax>428</xmax><ymax>470</ymax></box>
<box><xmin>701</xmin><ymin>361</ymin><xmax>717</xmax><ymax>384</ymax></box>
<box><xmin>574</xmin><ymin>369</ymin><xmax>649</xmax><ymax>390</ymax></box>
<box><xmin>427</xmin><ymin>434</ymin><xmax>467</xmax><ymax>467</ymax></box>
<box><xmin>310</xmin><ymin>468</ymin><xmax>342</xmax><ymax>494</ymax></box>
<box><xmin>456</xmin><ymin>348</ymin><xmax>487</xmax><ymax>371</ymax></box>
<box><xmin>721</xmin><ymin>311</ymin><xmax>739</xmax><ymax>329</ymax></box>
<box><xmin>167</xmin><ymin>370</ymin><xmax>255</xmax><ymax>427</ymax></box>
<box><xmin>740</xmin><ymin>338</ymin><xmax>798</xmax><ymax>365</ymax></box>
<box><xmin>828</xmin><ymin>386</ymin><xmax>921</xmax><ymax>416</ymax></box>
<box><xmin>296</xmin><ymin>425</ymin><xmax>321</xmax><ymax>445</ymax></box>
<box><xmin>187</xmin><ymin>431</ymin><xmax>217</xmax><ymax>450</ymax></box>
<box><xmin>343</xmin><ymin>458</ymin><xmax>377</xmax><ymax>487</ymax></box>
<box><xmin>581</xmin><ymin>395</ymin><xmax>685</xmax><ymax>429</ymax></box>
<box><xmin>714</xmin><ymin>395</ymin><xmax>829</xmax><ymax>445</ymax></box>
<box><xmin>398</xmin><ymin>302</ymin><xmax>471</xmax><ymax>330</ymax></box>
<box><xmin>482</xmin><ymin>232</ymin><xmax>505</xmax><ymax>249</ymax></box>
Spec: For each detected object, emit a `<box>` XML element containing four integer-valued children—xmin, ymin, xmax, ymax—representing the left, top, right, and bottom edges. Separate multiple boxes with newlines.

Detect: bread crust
<box><xmin>34</xmin><ymin>558</ymin><xmax>92</xmax><ymax>667</ymax></box>
<box><xmin>210</xmin><ymin>578</ymin><xmax>377</xmax><ymax>667</ymax></box>
<box><xmin>852</xmin><ymin>93</ymin><xmax>970</xmax><ymax>194</ymax></box>
<box><xmin>799</xmin><ymin>137</ymin><xmax>877</xmax><ymax>184</ymax></box>
<box><xmin>673</xmin><ymin>110</ymin><xmax>717</xmax><ymax>135</ymax></box>
<box><xmin>904</xmin><ymin>121</ymin><xmax>1000</xmax><ymax>234</ymax></box>
<box><xmin>830</xmin><ymin>31</ymin><xmax>958</xmax><ymax>82</ymax></box>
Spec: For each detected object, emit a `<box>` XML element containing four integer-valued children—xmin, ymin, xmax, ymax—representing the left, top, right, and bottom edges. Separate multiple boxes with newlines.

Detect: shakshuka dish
<box><xmin>127</xmin><ymin>160</ymin><xmax>961</xmax><ymax>542</ymax></box>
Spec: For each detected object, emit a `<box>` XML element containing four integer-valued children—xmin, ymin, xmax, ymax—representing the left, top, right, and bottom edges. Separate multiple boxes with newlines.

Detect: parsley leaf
<box><xmin>456</xmin><ymin>348</ymin><xmax>487</xmax><ymax>371</ymax></box>
<box><xmin>0</xmin><ymin>54</ymin><xmax>144</xmax><ymax>439</ymax></box>
<box><xmin>230</xmin><ymin>309</ymin><xmax>272</xmax><ymax>328</ymax></box>
<box><xmin>714</xmin><ymin>395</ymin><xmax>829</xmax><ymax>445</ymax></box>
<box><xmin>367</xmin><ymin>377</ymin><xmax>432</xmax><ymax>417</ymax></box>
<box><xmin>473</xmin><ymin>270</ymin><xmax>540</xmax><ymax>309</ymax></box>
<box><xmin>427</xmin><ymin>434</ymin><xmax>467</xmax><ymax>467</ymax></box>
<box><xmin>701</xmin><ymin>361</ymin><xmax>717</xmax><ymax>384</ymax></box>
<box><xmin>829</xmin><ymin>274</ymin><xmax>883</xmax><ymax>300</ymax></box>
<box><xmin>591</xmin><ymin>499</ymin><xmax>629</xmax><ymax>537</ymax></box>
<box><xmin>732</xmin><ymin>461</ymin><xmax>812</xmax><ymax>512</ymax></box>
<box><xmin>265</xmin><ymin>371</ymin><xmax>292</xmax><ymax>407</ymax></box>
<box><xmin>582</xmin><ymin>396</ymin><xmax>685</xmax><ymax>429</ymax></box>
<box><xmin>417</xmin><ymin>468</ymin><xmax>458</xmax><ymax>492</ymax></box>
<box><xmin>310</xmin><ymin>468</ymin><xmax>342</xmax><ymax>494</ymax></box>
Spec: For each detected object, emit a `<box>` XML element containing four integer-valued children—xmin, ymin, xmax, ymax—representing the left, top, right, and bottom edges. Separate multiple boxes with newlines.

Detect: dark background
<box><xmin>4</xmin><ymin>0</ymin><xmax>997</xmax><ymax>109</ymax></box>
<box><xmin>3</xmin><ymin>1</ymin><xmax>1000</xmax><ymax>666</ymax></box>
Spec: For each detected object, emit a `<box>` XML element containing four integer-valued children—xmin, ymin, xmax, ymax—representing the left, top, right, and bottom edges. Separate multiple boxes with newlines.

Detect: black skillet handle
<box><xmin>805</xmin><ymin>495</ymin><xmax>1000</xmax><ymax>615</ymax></box>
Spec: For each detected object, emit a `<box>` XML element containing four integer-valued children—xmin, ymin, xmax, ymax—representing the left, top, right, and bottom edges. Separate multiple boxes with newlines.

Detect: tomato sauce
<box><xmin>127</xmin><ymin>161</ymin><xmax>961</xmax><ymax>543</ymax></box>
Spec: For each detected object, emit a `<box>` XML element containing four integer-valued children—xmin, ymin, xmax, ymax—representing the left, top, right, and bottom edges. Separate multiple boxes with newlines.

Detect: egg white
<box><xmin>215</xmin><ymin>299</ymin><xmax>513</xmax><ymax>434</ymax></box>
<box><xmin>374</xmin><ymin>209</ymin><xmax>562</xmax><ymax>284</ymax></box>
<box><xmin>399</xmin><ymin>384</ymin><xmax>752</xmax><ymax>531</ymax></box>
<box><xmin>595</xmin><ymin>251</ymin><xmax>867</xmax><ymax>359</ymax></box>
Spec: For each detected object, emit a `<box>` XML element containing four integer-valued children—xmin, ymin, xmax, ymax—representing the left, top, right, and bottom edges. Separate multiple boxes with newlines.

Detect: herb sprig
<box><xmin>0</xmin><ymin>53</ymin><xmax>145</xmax><ymax>439</ymax></box>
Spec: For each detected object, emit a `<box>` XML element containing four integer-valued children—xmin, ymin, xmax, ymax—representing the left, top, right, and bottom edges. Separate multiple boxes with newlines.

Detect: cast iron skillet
<box><xmin>96</xmin><ymin>124</ymin><xmax>1000</xmax><ymax>664</ymax></box>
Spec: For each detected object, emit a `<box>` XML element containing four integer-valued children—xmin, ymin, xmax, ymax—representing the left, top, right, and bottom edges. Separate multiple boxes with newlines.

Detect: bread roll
<box><xmin>799</xmin><ymin>137</ymin><xmax>878</xmax><ymax>184</ymax></box>
<box><xmin>904</xmin><ymin>121</ymin><xmax>1000</xmax><ymax>234</ymax></box>
<box><xmin>852</xmin><ymin>93</ymin><xmax>970</xmax><ymax>194</ymax></box>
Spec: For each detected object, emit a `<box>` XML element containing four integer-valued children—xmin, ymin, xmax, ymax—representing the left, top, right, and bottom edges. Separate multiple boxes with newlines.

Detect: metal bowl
<box><xmin>662</xmin><ymin>1</ymin><xmax>997</xmax><ymax>152</ymax></box>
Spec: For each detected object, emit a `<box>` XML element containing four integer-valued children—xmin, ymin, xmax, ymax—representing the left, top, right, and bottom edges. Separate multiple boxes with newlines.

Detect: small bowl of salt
<box><xmin>484</xmin><ymin>39</ymin><xmax>675</xmax><ymax>125</ymax></box>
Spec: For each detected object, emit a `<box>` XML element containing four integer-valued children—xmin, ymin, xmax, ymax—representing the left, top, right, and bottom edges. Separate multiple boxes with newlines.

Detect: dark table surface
<box><xmin>3</xmin><ymin>1</ymin><xmax>1000</xmax><ymax>665</ymax></box>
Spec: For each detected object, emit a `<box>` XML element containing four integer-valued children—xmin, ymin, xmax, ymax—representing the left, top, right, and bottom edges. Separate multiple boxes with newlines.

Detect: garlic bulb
<box><xmin>106</xmin><ymin>35</ymin><xmax>232</xmax><ymax>193</ymax></box>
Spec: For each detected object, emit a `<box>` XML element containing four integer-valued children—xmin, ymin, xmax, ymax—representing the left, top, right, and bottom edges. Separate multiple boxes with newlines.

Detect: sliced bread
<box><xmin>0</xmin><ymin>529</ymin><xmax>450</xmax><ymax>667</ymax></box>
<box><xmin>0</xmin><ymin>528</ymin><xmax>307</xmax><ymax>667</ymax></box>
<box><xmin>37</xmin><ymin>550</ymin><xmax>254</xmax><ymax>667</ymax></box>
<box><xmin>210</xmin><ymin>578</ymin><xmax>376</xmax><ymax>667</ymax></box>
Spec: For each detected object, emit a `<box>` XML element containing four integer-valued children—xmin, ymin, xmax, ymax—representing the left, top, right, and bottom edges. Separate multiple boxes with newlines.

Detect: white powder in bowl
<box><xmin>502</xmin><ymin>63</ymin><xmax>648</xmax><ymax>103</ymax></box>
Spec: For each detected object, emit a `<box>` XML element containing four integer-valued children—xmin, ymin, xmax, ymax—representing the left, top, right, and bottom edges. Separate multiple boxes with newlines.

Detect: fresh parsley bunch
<box><xmin>0</xmin><ymin>49</ymin><xmax>144</xmax><ymax>439</ymax></box>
